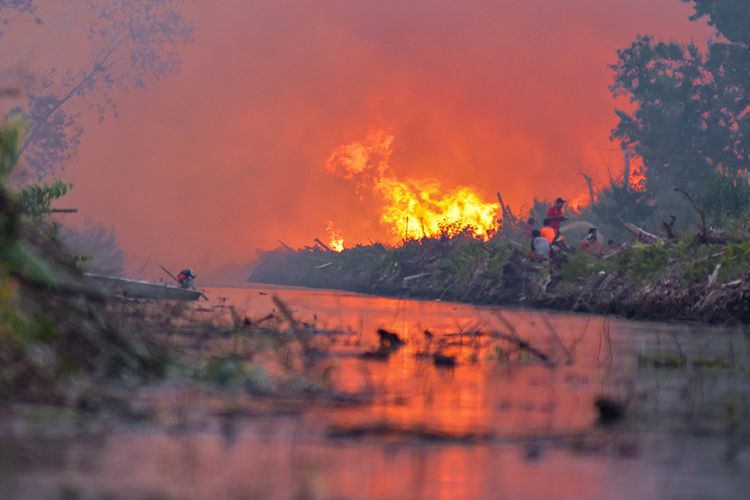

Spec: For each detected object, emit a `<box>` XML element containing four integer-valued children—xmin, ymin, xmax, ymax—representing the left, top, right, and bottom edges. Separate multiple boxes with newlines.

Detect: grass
<box><xmin>638</xmin><ymin>353</ymin><xmax>687</xmax><ymax>369</ymax></box>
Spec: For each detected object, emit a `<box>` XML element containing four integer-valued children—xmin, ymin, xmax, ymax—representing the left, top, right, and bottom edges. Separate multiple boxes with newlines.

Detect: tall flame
<box><xmin>326</xmin><ymin>220</ymin><xmax>345</xmax><ymax>252</ymax></box>
<box><xmin>326</xmin><ymin>129</ymin><xmax>499</xmax><ymax>242</ymax></box>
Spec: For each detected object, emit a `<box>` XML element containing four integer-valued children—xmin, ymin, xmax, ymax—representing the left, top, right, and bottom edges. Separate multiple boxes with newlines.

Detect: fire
<box><xmin>326</xmin><ymin>129</ymin><xmax>394</xmax><ymax>195</ymax></box>
<box><xmin>569</xmin><ymin>193</ymin><xmax>590</xmax><ymax>213</ymax></box>
<box><xmin>326</xmin><ymin>129</ymin><xmax>499</xmax><ymax>242</ymax></box>
<box><xmin>376</xmin><ymin>177</ymin><xmax>499</xmax><ymax>240</ymax></box>
<box><xmin>629</xmin><ymin>166</ymin><xmax>646</xmax><ymax>191</ymax></box>
<box><xmin>326</xmin><ymin>220</ymin><xmax>345</xmax><ymax>252</ymax></box>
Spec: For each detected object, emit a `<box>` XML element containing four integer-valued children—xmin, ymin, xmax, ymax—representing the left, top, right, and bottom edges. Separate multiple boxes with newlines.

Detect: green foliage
<box><xmin>608</xmin><ymin>1</ymin><xmax>750</xmax><ymax>231</ymax></box>
<box><xmin>699</xmin><ymin>172</ymin><xmax>750</xmax><ymax>225</ymax></box>
<box><xmin>560</xmin><ymin>252</ymin><xmax>599</xmax><ymax>283</ymax></box>
<box><xmin>718</xmin><ymin>241</ymin><xmax>750</xmax><ymax>282</ymax></box>
<box><xmin>638</xmin><ymin>352</ymin><xmax>687</xmax><ymax>369</ymax></box>
<box><xmin>19</xmin><ymin>178</ymin><xmax>71</xmax><ymax>217</ymax></box>
<box><xmin>609</xmin><ymin>243</ymin><xmax>672</xmax><ymax>279</ymax></box>
<box><xmin>0</xmin><ymin>119</ymin><xmax>63</xmax><ymax>353</ymax></box>
<box><xmin>486</xmin><ymin>240</ymin><xmax>514</xmax><ymax>279</ymax></box>
<box><xmin>445</xmin><ymin>239</ymin><xmax>485</xmax><ymax>283</ymax></box>
<box><xmin>630</xmin><ymin>244</ymin><xmax>671</xmax><ymax>277</ymax></box>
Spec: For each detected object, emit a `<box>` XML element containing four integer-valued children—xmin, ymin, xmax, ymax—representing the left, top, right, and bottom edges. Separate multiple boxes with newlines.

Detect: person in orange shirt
<box><xmin>540</xmin><ymin>219</ymin><xmax>556</xmax><ymax>245</ymax></box>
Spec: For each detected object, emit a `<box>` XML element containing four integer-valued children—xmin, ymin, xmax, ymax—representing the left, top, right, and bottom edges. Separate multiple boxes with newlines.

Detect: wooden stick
<box><xmin>314</xmin><ymin>238</ymin><xmax>334</xmax><ymax>253</ymax></box>
<box><xmin>674</xmin><ymin>188</ymin><xmax>707</xmax><ymax>241</ymax></box>
<box><xmin>159</xmin><ymin>264</ymin><xmax>181</xmax><ymax>285</ymax></box>
<box><xmin>491</xmin><ymin>331</ymin><xmax>556</xmax><ymax>368</ymax></box>
<box><xmin>278</xmin><ymin>240</ymin><xmax>295</xmax><ymax>251</ymax></box>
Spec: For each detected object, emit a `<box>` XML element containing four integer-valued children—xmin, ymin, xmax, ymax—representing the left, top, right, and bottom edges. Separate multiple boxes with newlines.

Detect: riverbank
<box><xmin>248</xmin><ymin>236</ymin><xmax>750</xmax><ymax>324</ymax></box>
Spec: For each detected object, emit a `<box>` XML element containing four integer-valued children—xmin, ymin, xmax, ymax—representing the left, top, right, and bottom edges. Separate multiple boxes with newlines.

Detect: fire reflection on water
<box><xmin>2</xmin><ymin>285</ymin><xmax>748</xmax><ymax>500</ymax></box>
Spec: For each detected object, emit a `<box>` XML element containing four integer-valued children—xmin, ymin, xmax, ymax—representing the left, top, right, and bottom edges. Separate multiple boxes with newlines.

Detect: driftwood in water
<box><xmin>491</xmin><ymin>331</ymin><xmax>556</xmax><ymax>368</ymax></box>
<box><xmin>491</xmin><ymin>310</ymin><xmax>555</xmax><ymax>368</ymax></box>
<box><xmin>360</xmin><ymin>329</ymin><xmax>405</xmax><ymax>360</ymax></box>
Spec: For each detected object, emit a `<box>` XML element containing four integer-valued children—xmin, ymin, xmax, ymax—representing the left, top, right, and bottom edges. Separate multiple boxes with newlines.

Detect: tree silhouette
<box><xmin>611</xmin><ymin>0</ymin><xmax>750</xmax><ymax>196</ymax></box>
<box><xmin>4</xmin><ymin>0</ymin><xmax>194</xmax><ymax>178</ymax></box>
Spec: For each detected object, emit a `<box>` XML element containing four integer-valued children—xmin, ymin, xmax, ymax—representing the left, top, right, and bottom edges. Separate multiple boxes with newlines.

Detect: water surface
<box><xmin>2</xmin><ymin>284</ymin><xmax>749</xmax><ymax>499</ymax></box>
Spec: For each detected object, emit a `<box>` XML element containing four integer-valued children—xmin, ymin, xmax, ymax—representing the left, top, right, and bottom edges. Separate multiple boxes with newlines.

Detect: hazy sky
<box><xmin>7</xmin><ymin>0</ymin><xmax>711</xmax><ymax>278</ymax></box>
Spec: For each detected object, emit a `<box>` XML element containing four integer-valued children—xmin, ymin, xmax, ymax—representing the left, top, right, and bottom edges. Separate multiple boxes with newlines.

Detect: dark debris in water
<box><xmin>359</xmin><ymin>328</ymin><xmax>405</xmax><ymax>360</ymax></box>
<box><xmin>594</xmin><ymin>396</ymin><xmax>627</xmax><ymax>425</ymax></box>
<box><xmin>433</xmin><ymin>353</ymin><xmax>457</xmax><ymax>368</ymax></box>
<box><xmin>327</xmin><ymin>422</ymin><xmax>494</xmax><ymax>444</ymax></box>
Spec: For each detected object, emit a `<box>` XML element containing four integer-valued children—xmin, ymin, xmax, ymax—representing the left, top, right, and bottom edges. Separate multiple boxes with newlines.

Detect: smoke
<box><xmin>11</xmin><ymin>0</ymin><xmax>705</xmax><ymax>277</ymax></box>
<box><xmin>325</xmin><ymin>129</ymin><xmax>394</xmax><ymax>195</ymax></box>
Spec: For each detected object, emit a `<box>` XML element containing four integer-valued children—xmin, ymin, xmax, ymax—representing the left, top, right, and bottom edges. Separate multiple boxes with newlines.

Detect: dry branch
<box><xmin>314</xmin><ymin>238</ymin><xmax>334</xmax><ymax>253</ymax></box>
<box><xmin>624</xmin><ymin>222</ymin><xmax>662</xmax><ymax>244</ymax></box>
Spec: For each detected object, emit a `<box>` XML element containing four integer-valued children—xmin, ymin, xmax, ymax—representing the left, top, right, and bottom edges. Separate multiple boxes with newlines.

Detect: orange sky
<box><xmin>7</xmin><ymin>0</ymin><xmax>711</xmax><ymax>279</ymax></box>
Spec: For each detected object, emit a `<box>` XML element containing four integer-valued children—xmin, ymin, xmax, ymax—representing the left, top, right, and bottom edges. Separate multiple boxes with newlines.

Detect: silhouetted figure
<box><xmin>546</xmin><ymin>197</ymin><xmax>568</xmax><ymax>233</ymax></box>
<box><xmin>177</xmin><ymin>269</ymin><xmax>196</xmax><ymax>288</ymax></box>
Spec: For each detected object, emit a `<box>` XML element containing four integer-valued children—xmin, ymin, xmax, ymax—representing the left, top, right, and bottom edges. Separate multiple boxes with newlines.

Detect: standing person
<box><xmin>547</xmin><ymin>198</ymin><xmax>568</xmax><ymax>234</ymax></box>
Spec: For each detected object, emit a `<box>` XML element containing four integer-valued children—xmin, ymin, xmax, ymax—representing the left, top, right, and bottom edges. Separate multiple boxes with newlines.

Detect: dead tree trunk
<box><xmin>674</xmin><ymin>188</ymin><xmax>709</xmax><ymax>243</ymax></box>
<box><xmin>661</xmin><ymin>215</ymin><xmax>677</xmax><ymax>240</ymax></box>
<box><xmin>496</xmin><ymin>192</ymin><xmax>517</xmax><ymax>227</ymax></box>
<box><xmin>623</xmin><ymin>150</ymin><xmax>631</xmax><ymax>191</ymax></box>
<box><xmin>580</xmin><ymin>172</ymin><xmax>595</xmax><ymax>206</ymax></box>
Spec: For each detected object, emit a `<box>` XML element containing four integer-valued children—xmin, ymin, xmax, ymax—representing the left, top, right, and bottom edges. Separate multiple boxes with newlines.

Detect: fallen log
<box><xmin>624</xmin><ymin>222</ymin><xmax>662</xmax><ymax>244</ymax></box>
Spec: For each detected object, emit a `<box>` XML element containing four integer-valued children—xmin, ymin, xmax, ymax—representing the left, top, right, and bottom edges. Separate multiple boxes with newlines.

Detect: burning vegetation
<box><xmin>325</xmin><ymin>129</ymin><xmax>500</xmax><ymax>247</ymax></box>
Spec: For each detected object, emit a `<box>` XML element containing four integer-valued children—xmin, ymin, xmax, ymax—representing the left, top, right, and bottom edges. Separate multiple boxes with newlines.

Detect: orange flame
<box><xmin>326</xmin><ymin>129</ymin><xmax>499</xmax><ymax>242</ymax></box>
<box><xmin>326</xmin><ymin>220</ymin><xmax>345</xmax><ymax>252</ymax></box>
<box><xmin>568</xmin><ymin>193</ymin><xmax>590</xmax><ymax>213</ymax></box>
<box><xmin>376</xmin><ymin>177</ymin><xmax>499</xmax><ymax>240</ymax></box>
<box><xmin>629</xmin><ymin>167</ymin><xmax>646</xmax><ymax>191</ymax></box>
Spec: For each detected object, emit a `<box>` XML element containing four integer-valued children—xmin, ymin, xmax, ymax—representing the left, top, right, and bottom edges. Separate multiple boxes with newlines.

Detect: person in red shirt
<box><xmin>547</xmin><ymin>198</ymin><xmax>568</xmax><ymax>234</ymax></box>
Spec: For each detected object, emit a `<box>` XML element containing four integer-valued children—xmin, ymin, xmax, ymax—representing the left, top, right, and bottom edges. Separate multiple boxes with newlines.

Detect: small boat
<box><xmin>84</xmin><ymin>274</ymin><xmax>203</xmax><ymax>301</ymax></box>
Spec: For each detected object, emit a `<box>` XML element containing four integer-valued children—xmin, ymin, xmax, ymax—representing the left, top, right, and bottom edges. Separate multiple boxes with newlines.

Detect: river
<box><xmin>1</xmin><ymin>284</ymin><xmax>749</xmax><ymax>499</ymax></box>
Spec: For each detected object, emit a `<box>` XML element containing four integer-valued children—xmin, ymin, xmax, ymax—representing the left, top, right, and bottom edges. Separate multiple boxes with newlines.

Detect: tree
<box><xmin>57</xmin><ymin>218</ymin><xmax>125</xmax><ymax>276</ymax></box>
<box><xmin>611</xmin><ymin>1</ymin><xmax>750</xmax><ymax>200</ymax></box>
<box><xmin>5</xmin><ymin>0</ymin><xmax>194</xmax><ymax>178</ymax></box>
